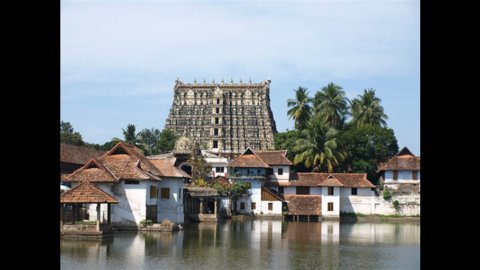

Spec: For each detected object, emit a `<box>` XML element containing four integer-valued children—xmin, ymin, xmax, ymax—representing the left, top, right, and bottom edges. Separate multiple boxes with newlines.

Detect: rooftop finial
<box><xmin>194</xmin><ymin>77</ymin><xmax>197</xmax><ymax>84</ymax></box>
<box><xmin>239</xmin><ymin>78</ymin><xmax>243</xmax><ymax>84</ymax></box>
<box><xmin>230</xmin><ymin>78</ymin><xmax>234</xmax><ymax>83</ymax></box>
<box><xmin>249</xmin><ymin>78</ymin><xmax>252</xmax><ymax>84</ymax></box>
<box><xmin>203</xmin><ymin>77</ymin><xmax>206</xmax><ymax>84</ymax></box>
<box><xmin>221</xmin><ymin>77</ymin><xmax>224</xmax><ymax>84</ymax></box>
<box><xmin>212</xmin><ymin>78</ymin><xmax>215</xmax><ymax>84</ymax></box>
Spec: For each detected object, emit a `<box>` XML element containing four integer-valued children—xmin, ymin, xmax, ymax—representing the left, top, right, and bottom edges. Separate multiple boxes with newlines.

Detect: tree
<box><xmin>229</xmin><ymin>181</ymin><xmax>251</xmax><ymax>214</ymax></box>
<box><xmin>60</xmin><ymin>121</ymin><xmax>85</xmax><ymax>146</ymax></box>
<box><xmin>138</xmin><ymin>128</ymin><xmax>162</xmax><ymax>156</ymax></box>
<box><xmin>293</xmin><ymin>117</ymin><xmax>346</xmax><ymax>173</ymax></box>
<box><xmin>99</xmin><ymin>139</ymin><xmax>121</xmax><ymax>151</ymax></box>
<box><xmin>287</xmin><ymin>87</ymin><xmax>313</xmax><ymax>130</ymax></box>
<box><xmin>336</xmin><ymin>125</ymin><xmax>398</xmax><ymax>184</ymax></box>
<box><xmin>187</xmin><ymin>144</ymin><xmax>212</xmax><ymax>186</ymax></box>
<box><xmin>158</xmin><ymin>129</ymin><xmax>178</xmax><ymax>153</ymax></box>
<box><xmin>274</xmin><ymin>130</ymin><xmax>308</xmax><ymax>172</ymax></box>
<box><xmin>350</xmin><ymin>89</ymin><xmax>388</xmax><ymax>128</ymax></box>
<box><xmin>313</xmin><ymin>83</ymin><xmax>349</xmax><ymax>129</ymax></box>
<box><xmin>122</xmin><ymin>124</ymin><xmax>140</xmax><ymax>145</ymax></box>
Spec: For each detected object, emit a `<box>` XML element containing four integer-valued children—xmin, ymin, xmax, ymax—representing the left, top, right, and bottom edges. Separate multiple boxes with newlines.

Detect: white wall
<box><xmin>157</xmin><ymin>179</ymin><xmax>184</xmax><ymax>224</ymax></box>
<box><xmin>321</xmin><ymin>187</ymin><xmax>340</xmax><ymax>217</ymax></box>
<box><xmin>268</xmin><ymin>166</ymin><xmax>290</xmax><ymax>182</ymax></box>
<box><xmin>259</xmin><ymin>201</ymin><xmax>282</xmax><ymax>215</ymax></box>
<box><xmin>311</xmin><ymin>187</ymin><xmax>322</xmax><ymax>195</ymax></box>
<box><xmin>284</xmin><ymin>186</ymin><xmax>296</xmax><ymax>195</ymax></box>
<box><xmin>208</xmin><ymin>161</ymin><xmax>229</xmax><ymax>177</ymax></box>
<box><xmin>385</xmin><ymin>170</ymin><xmax>421</xmax><ymax>182</ymax></box>
<box><xmin>340</xmin><ymin>187</ymin><xmax>374</xmax><ymax>197</ymax></box>
<box><xmin>236</xmin><ymin>179</ymin><xmax>262</xmax><ymax>214</ymax></box>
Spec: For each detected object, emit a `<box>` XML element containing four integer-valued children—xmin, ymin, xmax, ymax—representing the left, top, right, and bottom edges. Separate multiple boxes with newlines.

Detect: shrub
<box><xmin>383</xmin><ymin>189</ymin><xmax>392</xmax><ymax>201</ymax></box>
<box><xmin>393</xmin><ymin>200</ymin><xmax>400</xmax><ymax>210</ymax></box>
<box><xmin>140</xmin><ymin>219</ymin><xmax>153</xmax><ymax>227</ymax></box>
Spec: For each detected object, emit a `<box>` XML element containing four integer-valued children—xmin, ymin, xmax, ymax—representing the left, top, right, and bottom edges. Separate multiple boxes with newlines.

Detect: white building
<box><xmin>377</xmin><ymin>147</ymin><xmax>421</xmax><ymax>191</ymax></box>
<box><xmin>202</xmin><ymin>150</ymin><xmax>229</xmax><ymax>177</ymax></box>
<box><xmin>63</xmin><ymin>141</ymin><xmax>191</xmax><ymax>227</ymax></box>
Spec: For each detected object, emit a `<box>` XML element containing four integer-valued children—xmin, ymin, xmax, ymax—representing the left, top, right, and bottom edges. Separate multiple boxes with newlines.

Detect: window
<box><xmin>215</xmin><ymin>117</ymin><xmax>219</xmax><ymax>124</ymax></box>
<box><xmin>150</xmin><ymin>186</ymin><xmax>157</xmax><ymax>198</ymax></box>
<box><xmin>278</xmin><ymin>168</ymin><xmax>283</xmax><ymax>175</ymax></box>
<box><xmin>178</xmin><ymin>188</ymin><xmax>182</xmax><ymax>200</ymax></box>
<box><xmin>278</xmin><ymin>186</ymin><xmax>284</xmax><ymax>194</ymax></box>
<box><xmin>268</xmin><ymin>203</ymin><xmax>273</xmax><ymax>210</ymax></box>
<box><xmin>213</xmin><ymin>140</ymin><xmax>218</xmax><ymax>148</ymax></box>
<box><xmin>412</xmin><ymin>171</ymin><xmax>418</xmax><ymax>180</ymax></box>
<box><xmin>240</xmin><ymin>202</ymin><xmax>245</xmax><ymax>210</ymax></box>
<box><xmin>328</xmin><ymin>202</ymin><xmax>334</xmax><ymax>211</ymax></box>
<box><xmin>251</xmin><ymin>202</ymin><xmax>256</xmax><ymax>210</ymax></box>
<box><xmin>215</xmin><ymin>167</ymin><xmax>224</xmax><ymax>173</ymax></box>
<box><xmin>393</xmin><ymin>170</ymin><xmax>398</xmax><ymax>180</ymax></box>
<box><xmin>216</xmin><ymin>107</ymin><xmax>220</xmax><ymax>114</ymax></box>
<box><xmin>214</xmin><ymin>128</ymin><xmax>218</xmax><ymax>136</ymax></box>
<box><xmin>351</xmin><ymin>188</ymin><xmax>357</xmax><ymax>195</ymax></box>
<box><xmin>296</xmin><ymin>186</ymin><xmax>310</xmax><ymax>195</ymax></box>
<box><xmin>328</xmin><ymin>187</ymin><xmax>334</xmax><ymax>195</ymax></box>
<box><xmin>125</xmin><ymin>180</ymin><xmax>139</xmax><ymax>185</ymax></box>
<box><xmin>267</xmin><ymin>168</ymin><xmax>273</xmax><ymax>175</ymax></box>
<box><xmin>216</xmin><ymin>98</ymin><xmax>220</xmax><ymax>104</ymax></box>
<box><xmin>161</xmin><ymin>188</ymin><xmax>170</xmax><ymax>199</ymax></box>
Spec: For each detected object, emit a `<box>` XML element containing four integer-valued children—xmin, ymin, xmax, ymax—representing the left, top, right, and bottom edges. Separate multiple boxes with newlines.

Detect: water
<box><xmin>61</xmin><ymin>220</ymin><xmax>420</xmax><ymax>270</ymax></box>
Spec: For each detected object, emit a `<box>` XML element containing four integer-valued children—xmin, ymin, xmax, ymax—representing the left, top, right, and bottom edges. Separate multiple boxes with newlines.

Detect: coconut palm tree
<box><xmin>313</xmin><ymin>83</ymin><xmax>349</xmax><ymax>129</ymax></box>
<box><xmin>350</xmin><ymin>89</ymin><xmax>388</xmax><ymax>128</ymax></box>
<box><xmin>287</xmin><ymin>87</ymin><xmax>313</xmax><ymax>130</ymax></box>
<box><xmin>293</xmin><ymin>117</ymin><xmax>346</xmax><ymax>173</ymax></box>
<box><xmin>122</xmin><ymin>124</ymin><xmax>141</xmax><ymax>146</ymax></box>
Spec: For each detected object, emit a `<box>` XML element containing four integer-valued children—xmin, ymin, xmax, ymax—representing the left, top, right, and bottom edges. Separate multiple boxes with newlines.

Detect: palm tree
<box><xmin>122</xmin><ymin>124</ymin><xmax>140</xmax><ymax>146</ymax></box>
<box><xmin>293</xmin><ymin>117</ymin><xmax>346</xmax><ymax>173</ymax></box>
<box><xmin>313</xmin><ymin>83</ymin><xmax>349</xmax><ymax>129</ymax></box>
<box><xmin>287</xmin><ymin>87</ymin><xmax>313</xmax><ymax>130</ymax></box>
<box><xmin>350</xmin><ymin>89</ymin><xmax>388</xmax><ymax>128</ymax></box>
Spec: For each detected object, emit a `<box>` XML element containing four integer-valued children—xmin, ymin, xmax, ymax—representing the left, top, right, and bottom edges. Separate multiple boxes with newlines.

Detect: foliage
<box><xmin>293</xmin><ymin>116</ymin><xmax>346</xmax><ymax>173</ymax></box>
<box><xmin>287</xmin><ymin>86</ymin><xmax>313</xmax><ymax>130</ymax></box>
<box><xmin>188</xmin><ymin>145</ymin><xmax>212</xmax><ymax>185</ymax></box>
<box><xmin>274</xmin><ymin>130</ymin><xmax>308</xmax><ymax>172</ymax></box>
<box><xmin>60</xmin><ymin>121</ymin><xmax>85</xmax><ymax>146</ymax></box>
<box><xmin>158</xmin><ymin>128</ymin><xmax>178</xmax><ymax>153</ymax></box>
<box><xmin>137</xmin><ymin>128</ymin><xmax>161</xmax><ymax>155</ymax></box>
<box><xmin>230</xmin><ymin>182</ymin><xmax>252</xmax><ymax>199</ymax></box>
<box><xmin>336</xmin><ymin>125</ymin><xmax>398</xmax><ymax>183</ymax></box>
<box><xmin>350</xmin><ymin>89</ymin><xmax>388</xmax><ymax>128</ymax></box>
<box><xmin>313</xmin><ymin>83</ymin><xmax>349</xmax><ymax>129</ymax></box>
<box><xmin>210</xmin><ymin>182</ymin><xmax>232</xmax><ymax>196</ymax></box>
<box><xmin>383</xmin><ymin>189</ymin><xmax>392</xmax><ymax>201</ymax></box>
<box><xmin>393</xmin><ymin>200</ymin><xmax>400</xmax><ymax>210</ymax></box>
<box><xmin>140</xmin><ymin>219</ymin><xmax>153</xmax><ymax>227</ymax></box>
<box><xmin>122</xmin><ymin>124</ymin><xmax>141</xmax><ymax>146</ymax></box>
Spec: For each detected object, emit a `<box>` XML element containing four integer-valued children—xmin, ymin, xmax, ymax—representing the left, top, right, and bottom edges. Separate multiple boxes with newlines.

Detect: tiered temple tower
<box><xmin>164</xmin><ymin>78</ymin><xmax>277</xmax><ymax>153</ymax></box>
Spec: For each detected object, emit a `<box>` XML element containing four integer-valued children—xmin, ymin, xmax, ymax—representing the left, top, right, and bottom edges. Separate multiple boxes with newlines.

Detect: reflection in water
<box><xmin>61</xmin><ymin>221</ymin><xmax>419</xmax><ymax>270</ymax></box>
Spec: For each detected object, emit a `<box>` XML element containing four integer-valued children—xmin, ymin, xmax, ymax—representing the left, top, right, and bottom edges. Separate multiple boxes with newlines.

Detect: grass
<box><xmin>73</xmin><ymin>220</ymin><xmax>97</xmax><ymax>225</ymax></box>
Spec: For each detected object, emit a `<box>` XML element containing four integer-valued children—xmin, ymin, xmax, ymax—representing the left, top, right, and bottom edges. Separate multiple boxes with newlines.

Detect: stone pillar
<box><xmin>60</xmin><ymin>204</ymin><xmax>64</xmax><ymax>232</ymax></box>
<box><xmin>199</xmin><ymin>198</ymin><xmax>204</xmax><ymax>214</ymax></box>
<box><xmin>107</xmin><ymin>204</ymin><xmax>111</xmax><ymax>225</ymax></box>
<box><xmin>96</xmin><ymin>203</ymin><xmax>101</xmax><ymax>231</ymax></box>
<box><xmin>72</xmin><ymin>204</ymin><xmax>76</xmax><ymax>224</ymax></box>
<box><xmin>214</xmin><ymin>199</ymin><xmax>218</xmax><ymax>215</ymax></box>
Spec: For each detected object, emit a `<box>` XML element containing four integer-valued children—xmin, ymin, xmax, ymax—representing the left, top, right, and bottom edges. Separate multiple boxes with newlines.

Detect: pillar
<box><xmin>307</xmin><ymin>215</ymin><xmax>310</xmax><ymax>222</ymax></box>
<box><xmin>72</xmin><ymin>204</ymin><xmax>76</xmax><ymax>224</ymax></box>
<box><xmin>199</xmin><ymin>198</ymin><xmax>204</xmax><ymax>214</ymax></box>
<box><xmin>96</xmin><ymin>203</ymin><xmax>101</xmax><ymax>231</ymax></box>
<box><xmin>214</xmin><ymin>199</ymin><xmax>218</xmax><ymax>215</ymax></box>
<box><xmin>60</xmin><ymin>204</ymin><xmax>64</xmax><ymax>232</ymax></box>
<box><xmin>107</xmin><ymin>204</ymin><xmax>111</xmax><ymax>225</ymax></box>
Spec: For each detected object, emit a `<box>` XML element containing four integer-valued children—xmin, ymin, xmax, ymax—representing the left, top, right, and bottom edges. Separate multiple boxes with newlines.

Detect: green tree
<box><xmin>138</xmin><ymin>128</ymin><xmax>162</xmax><ymax>155</ymax></box>
<box><xmin>187</xmin><ymin>144</ymin><xmax>212</xmax><ymax>186</ymax></box>
<box><xmin>350</xmin><ymin>89</ymin><xmax>388</xmax><ymax>128</ymax></box>
<box><xmin>229</xmin><ymin>181</ymin><xmax>252</xmax><ymax>214</ymax></box>
<box><xmin>313</xmin><ymin>83</ymin><xmax>349</xmax><ymax>129</ymax></box>
<box><xmin>274</xmin><ymin>130</ymin><xmax>308</xmax><ymax>172</ymax></box>
<box><xmin>60</xmin><ymin>121</ymin><xmax>85</xmax><ymax>146</ymax></box>
<box><xmin>293</xmin><ymin>117</ymin><xmax>346</xmax><ymax>173</ymax></box>
<box><xmin>336</xmin><ymin>125</ymin><xmax>398</xmax><ymax>184</ymax></box>
<box><xmin>287</xmin><ymin>87</ymin><xmax>313</xmax><ymax>130</ymax></box>
<box><xmin>158</xmin><ymin>129</ymin><xmax>178</xmax><ymax>152</ymax></box>
<box><xmin>122</xmin><ymin>124</ymin><xmax>140</xmax><ymax>145</ymax></box>
<box><xmin>99</xmin><ymin>139</ymin><xmax>121</xmax><ymax>151</ymax></box>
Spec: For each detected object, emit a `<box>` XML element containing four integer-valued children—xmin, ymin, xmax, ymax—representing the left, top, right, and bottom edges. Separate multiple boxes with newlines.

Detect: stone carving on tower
<box><xmin>165</xmin><ymin>78</ymin><xmax>277</xmax><ymax>153</ymax></box>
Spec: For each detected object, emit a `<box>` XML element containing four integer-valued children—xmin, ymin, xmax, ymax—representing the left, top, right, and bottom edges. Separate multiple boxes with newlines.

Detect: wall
<box><xmin>268</xmin><ymin>166</ymin><xmax>290</xmax><ymax>182</ymax></box>
<box><xmin>321</xmin><ymin>187</ymin><xmax>340</xmax><ymax>217</ymax></box>
<box><xmin>157</xmin><ymin>179</ymin><xmax>184</xmax><ymax>224</ymax></box>
<box><xmin>236</xmin><ymin>179</ymin><xmax>262</xmax><ymax>214</ymax></box>
<box><xmin>208</xmin><ymin>161</ymin><xmax>229</xmax><ymax>177</ymax></box>
<box><xmin>284</xmin><ymin>187</ymin><xmax>296</xmax><ymax>195</ymax></box>
<box><xmin>311</xmin><ymin>187</ymin><xmax>322</xmax><ymax>195</ymax></box>
<box><xmin>339</xmin><ymin>187</ymin><xmax>374</xmax><ymax>197</ymax></box>
<box><xmin>259</xmin><ymin>201</ymin><xmax>282</xmax><ymax>215</ymax></box>
<box><xmin>385</xmin><ymin>170</ymin><xmax>421</xmax><ymax>182</ymax></box>
<box><xmin>340</xmin><ymin>194</ymin><xmax>420</xmax><ymax>216</ymax></box>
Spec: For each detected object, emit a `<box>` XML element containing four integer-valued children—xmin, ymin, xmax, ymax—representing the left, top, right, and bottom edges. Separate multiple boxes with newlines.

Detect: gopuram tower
<box><xmin>164</xmin><ymin>78</ymin><xmax>277</xmax><ymax>154</ymax></box>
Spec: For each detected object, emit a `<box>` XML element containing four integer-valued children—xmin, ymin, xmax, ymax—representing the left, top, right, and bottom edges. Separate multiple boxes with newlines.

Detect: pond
<box><xmin>61</xmin><ymin>220</ymin><xmax>420</xmax><ymax>270</ymax></box>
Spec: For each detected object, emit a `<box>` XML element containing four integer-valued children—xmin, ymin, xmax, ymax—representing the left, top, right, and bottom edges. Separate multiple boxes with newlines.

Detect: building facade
<box><xmin>164</xmin><ymin>79</ymin><xmax>277</xmax><ymax>153</ymax></box>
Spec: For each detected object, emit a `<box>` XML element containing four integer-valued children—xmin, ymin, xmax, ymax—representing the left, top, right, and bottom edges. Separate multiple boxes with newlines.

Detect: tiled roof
<box><xmin>279</xmin><ymin>173</ymin><xmax>374</xmax><ymax>188</ymax></box>
<box><xmin>284</xmin><ymin>195</ymin><xmax>321</xmax><ymax>215</ymax></box>
<box><xmin>333</xmin><ymin>173</ymin><xmax>375</xmax><ymax>188</ymax></box>
<box><xmin>256</xmin><ymin>150</ymin><xmax>293</xmax><ymax>166</ymax></box>
<box><xmin>377</xmin><ymin>147</ymin><xmax>420</xmax><ymax>171</ymax></box>
<box><xmin>62</xmin><ymin>159</ymin><xmax>118</xmax><ymax>183</ymax></box>
<box><xmin>60</xmin><ymin>181</ymin><xmax>118</xmax><ymax>204</ymax></box>
<box><xmin>60</xmin><ymin>143</ymin><xmax>105</xmax><ymax>165</ymax></box>
<box><xmin>185</xmin><ymin>187</ymin><xmax>219</xmax><ymax>197</ymax></box>
<box><xmin>148</xmin><ymin>157</ymin><xmax>191</xmax><ymax>178</ymax></box>
<box><xmin>229</xmin><ymin>148</ymin><xmax>270</xmax><ymax>168</ymax></box>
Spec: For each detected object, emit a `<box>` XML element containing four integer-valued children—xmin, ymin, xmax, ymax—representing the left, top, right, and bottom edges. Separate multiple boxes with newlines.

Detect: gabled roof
<box><xmin>62</xmin><ymin>159</ymin><xmax>118</xmax><ymax>183</ymax></box>
<box><xmin>256</xmin><ymin>150</ymin><xmax>293</xmax><ymax>166</ymax></box>
<box><xmin>148</xmin><ymin>157</ymin><xmax>191</xmax><ymax>178</ymax></box>
<box><xmin>60</xmin><ymin>143</ymin><xmax>105</xmax><ymax>165</ymax></box>
<box><xmin>102</xmin><ymin>141</ymin><xmax>162</xmax><ymax>176</ymax></box>
<box><xmin>377</xmin><ymin>146</ymin><xmax>420</xmax><ymax>171</ymax></box>
<box><xmin>229</xmin><ymin>148</ymin><xmax>270</xmax><ymax>168</ymax></box>
<box><xmin>283</xmin><ymin>195</ymin><xmax>321</xmax><ymax>215</ymax></box>
<box><xmin>261</xmin><ymin>187</ymin><xmax>285</xmax><ymax>201</ymax></box>
<box><xmin>60</xmin><ymin>181</ymin><xmax>119</xmax><ymax>204</ymax></box>
<box><xmin>185</xmin><ymin>187</ymin><xmax>219</xmax><ymax>197</ymax></box>
<box><xmin>280</xmin><ymin>173</ymin><xmax>374</xmax><ymax>188</ymax></box>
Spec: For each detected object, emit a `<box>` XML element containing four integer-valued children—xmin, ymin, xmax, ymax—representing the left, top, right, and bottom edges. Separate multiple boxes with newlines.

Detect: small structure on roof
<box><xmin>377</xmin><ymin>146</ymin><xmax>420</xmax><ymax>193</ymax></box>
<box><xmin>60</xmin><ymin>181</ymin><xmax>118</xmax><ymax>240</ymax></box>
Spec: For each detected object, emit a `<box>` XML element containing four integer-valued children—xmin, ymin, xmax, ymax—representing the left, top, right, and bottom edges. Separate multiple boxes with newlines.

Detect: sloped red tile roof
<box><xmin>60</xmin><ymin>181</ymin><xmax>118</xmax><ymax>204</ymax></box>
<box><xmin>229</xmin><ymin>148</ymin><xmax>270</xmax><ymax>168</ymax></box>
<box><xmin>148</xmin><ymin>157</ymin><xmax>191</xmax><ymax>178</ymax></box>
<box><xmin>377</xmin><ymin>155</ymin><xmax>421</xmax><ymax>171</ymax></box>
<box><xmin>63</xmin><ymin>159</ymin><xmax>118</xmax><ymax>183</ymax></box>
<box><xmin>60</xmin><ymin>143</ymin><xmax>105</xmax><ymax>165</ymax></box>
<box><xmin>284</xmin><ymin>195</ymin><xmax>321</xmax><ymax>215</ymax></box>
<box><xmin>256</xmin><ymin>150</ymin><xmax>293</xmax><ymax>166</ymax></box>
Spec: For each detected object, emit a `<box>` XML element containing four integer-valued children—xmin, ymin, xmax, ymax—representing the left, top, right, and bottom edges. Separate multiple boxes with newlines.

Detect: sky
<box><xmin>61</xmin><ymin>0</ymin><xmax>420</xmax><ymax>155</ymax></box>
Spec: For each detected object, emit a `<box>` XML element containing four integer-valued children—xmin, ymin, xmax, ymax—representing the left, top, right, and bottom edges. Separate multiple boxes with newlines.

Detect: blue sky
<box><xmin>61</xmin><ymin>0</ymin><xmax>420</xmax><ymax>155</ymax></box>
